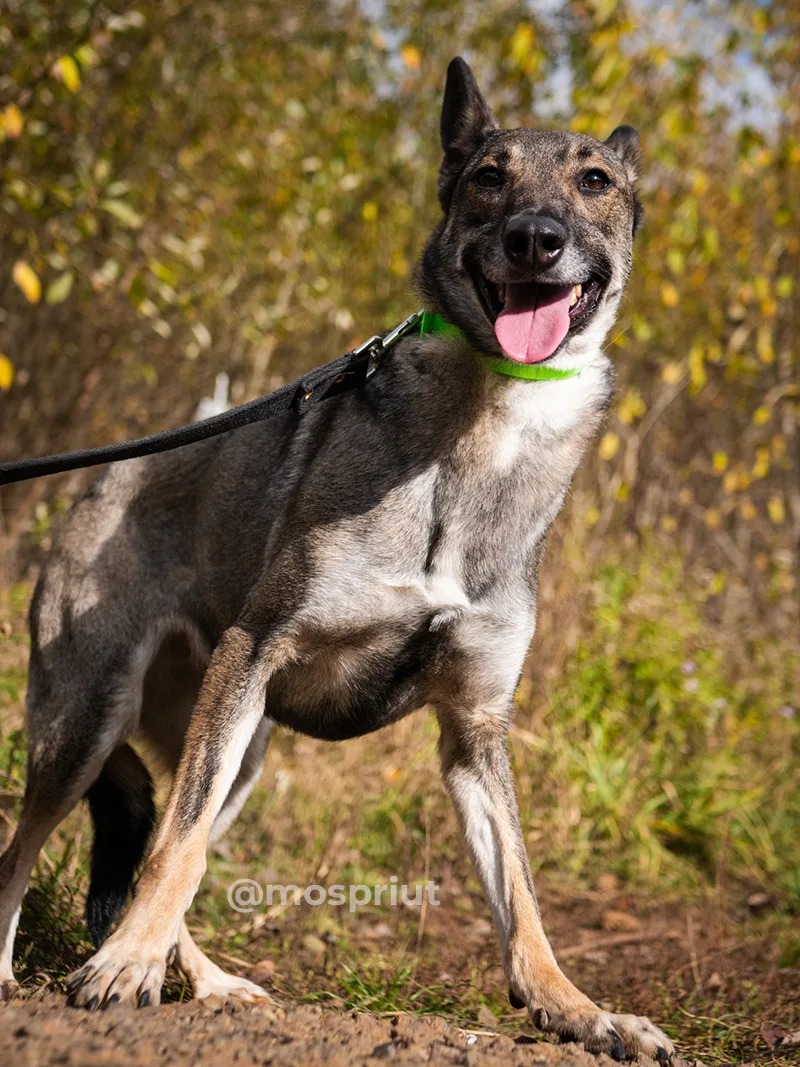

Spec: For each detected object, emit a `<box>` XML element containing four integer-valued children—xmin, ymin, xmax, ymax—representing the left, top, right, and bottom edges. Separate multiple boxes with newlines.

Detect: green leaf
<box><xmin>45</xmin><ymin>270</ymin><xmax>74</xmax><ymax>305</ymax></box>
<box><xmin>128</xmin><ymin>274</ymin><xmax>147</xmax><ymax>307</ymax></box>
<box><xmin>100</xmin><ymin>198</ymin><xmax>143</xmax><ymax>228</ymax></box>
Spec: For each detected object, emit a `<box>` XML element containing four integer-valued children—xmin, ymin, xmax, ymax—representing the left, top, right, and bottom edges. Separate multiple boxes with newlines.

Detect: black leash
<box><xmin>0</xmin><ymin>311</ymin><xmax>424</xmax><ymax>487</ymax></box>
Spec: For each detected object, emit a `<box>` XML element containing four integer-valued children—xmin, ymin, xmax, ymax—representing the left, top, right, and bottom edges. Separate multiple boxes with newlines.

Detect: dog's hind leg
<box><xmin>0</xmin><ymin>683</ymin><xmax>135</xmax><ymax>1001</ymax></box>
<box><xmin>85</xmin><ymin>744</ymin><xmax>156</xmax><ymax>947</ymax></box>
<box><xmin>438</xmin><ymin>706</ymin><xmax>676</xmax><ymax>1063</ymax></box>
<box><xmin>66</xmin><ymin>623</ymin><xmax>288</xmax><ymax>1009</ymax></box>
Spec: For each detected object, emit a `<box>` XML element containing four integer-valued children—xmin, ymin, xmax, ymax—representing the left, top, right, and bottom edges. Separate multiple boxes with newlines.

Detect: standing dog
<box><xmin>0</xmin><ymin>58</ymin><xmax>674</xmax><ymax>1061</ymax></box>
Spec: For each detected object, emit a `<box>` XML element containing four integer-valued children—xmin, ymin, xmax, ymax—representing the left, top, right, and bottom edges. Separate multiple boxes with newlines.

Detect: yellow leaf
<box><xmin>661</xmin><ymin>281</ymin><xmax>679</xmax><ymax>308</ymax></box>
<box><xmin>703</xmin><ymin>226</ymin><xmax>719</xmax><ymax>259</ymax></box>
<box><xmin>722</xmin><ymin>471</ymin><xmax>737</xmax><ymax>494</ymax></box>
<box><xmin>389</xmin><ymin>250</ymin><xmax>408</xmax><ymax>278</ymax></box>
<box><xmin>661</xmin><ymin>361</ymin><xmax>682</xmax><ymax>385</ymax></box>
<box><xmin>712</xmin><ymin>451</ymin><xmax>728</xmax><ymax>473</ymax></box>
<box><xmin>585</xmin><ymin>505</ymin><xmax>600</xmax><ymax>527</ymax></box>
<box><xmin>3</xmin><ymin>104</ymin><xmax>23</xmax><ymax>138</ymax></box>
<box><xmin>752</xmin><ymin>406</ymin><xmax>770</xmax><ymax>426</ymax></box>
<box><xmin>510</xmin><ymin>24</ymin><xmax>534</xmax><ymax>68</ymax></box>
<box><xmin>751</xmin><ymin>8</ymin><xmax>768</xmax><ymax>32</ymax></box>
<box><xmin>756</xmin><ymin>323</ymin><xmax>774</xmax><ymax>363</ymax></box>
<box><xmin>53</xmin><ymin>55</ymin><xmax>81</xmax><ymax>92</ymax></box>
<box><xmin>752</xmin><ymin>447</ymin><xmax>770</xmax><ymax>479</ymax></box>
<box><xmin>767</xmin><ymin>496</ymin><xmax>785</xmax><ymax>525</ymax></box>
<box><xmin>704</xmin><ymin>508</ymin><xmax>721</xmax><ymax>529</ymax></box>
<box><xmin>12</xmin><ymin>260</ymin><xmax>41</xmax><ymax>303</ymax></box>
<box><xmin>591</xmin><ymin>50</ymin><xmax>620</xmax><ymax>90</ymax></box>
<box><xmin>618</xmin><ymin>387</ymin><xmax>646</xmax><ymax>425</ymax></box>
<box><xmin>776</xmin><ymin>275</ymin><xmax>793</xmax><ymax>299</ymax></box>
<box><xmin>632</xmin><ymin>314</ymin><xmax>652</xmax><ymax>342</ymax></box>
<box><xmin>707</xmin><ymin>572</ymin><xmax>726</xmax><ymax>596</ymax></box>
<box><xmin>739</xmin><ymin>498</ymin><xmax>756</xmax><ymax>522</ymax></box>
<box><xmin>660</xmin><ymin>515</ymin><xmax>677</xmax><ymax>532</ymax></box>
<box><xmin>691</xmin><ymin>171</ymin><xmax>708</xmax><ymax>195</ymax></box>
<box><xmin>400</xmin><ymin>45</ymin><xmax>421</xmax><ymax>70</ymax></box>
<box><xmin>362</xmin><ymin>201</ymin><xmax>378</xmax><ymax>222</ymax></box>
<box><xmin>689</xmin><ymin>341</ymin><xmax>706</xmax><ymax>391</ymax></box>
<box><xmin>615</xmin><ymin>482</ymin><xmax>629</xmax><ymax>502</ymax></box>
<box><xmin>598</xmin><ymin>432</ymin><xmax>619</xmax><ymax>460</ymax></box>
<box><xmin>0</xmin><ymin>354</ymin><xmax>14</xmax><ymax>390</ymax></box>
<box><xmin>666</xmin><ymin>249</ymin><xmax>684</xmax><ymax>276</ymax></box>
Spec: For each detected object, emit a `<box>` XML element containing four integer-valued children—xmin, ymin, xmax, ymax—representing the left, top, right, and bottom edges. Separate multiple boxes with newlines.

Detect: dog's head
<box><xmin>418</xmin><ymin>57</ymin><xmax>641</xmax><ymax>366</ymax></box>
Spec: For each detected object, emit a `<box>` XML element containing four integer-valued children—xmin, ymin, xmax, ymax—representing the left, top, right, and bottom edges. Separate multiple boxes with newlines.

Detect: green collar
<box><xmin>418</xmin><ymin>309</ymin><xmax>581</xmax><ymax>382</ymax></box>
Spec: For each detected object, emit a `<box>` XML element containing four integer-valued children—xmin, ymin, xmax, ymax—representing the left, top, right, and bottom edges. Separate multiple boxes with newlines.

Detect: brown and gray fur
<box><xmin>0</xmin><ymin>59</ymin><xmax>675</xmax><ymax>1061</ymax></box>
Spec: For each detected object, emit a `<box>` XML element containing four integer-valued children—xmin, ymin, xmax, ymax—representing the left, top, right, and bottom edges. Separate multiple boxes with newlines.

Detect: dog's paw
<box><xmin>65</xmin><ymin>945</ymin><xmax>166</xmax><ymax>1010</ymax></box>
<box><xmin>194</xmin><ymin>971</ymin><xmax>271</xmax><ymax>1004</ymax></box>
<box><xmin>532</xmin><ymin>1006</ymin><xmax>676</xmax><ymax>1062</ymax></box>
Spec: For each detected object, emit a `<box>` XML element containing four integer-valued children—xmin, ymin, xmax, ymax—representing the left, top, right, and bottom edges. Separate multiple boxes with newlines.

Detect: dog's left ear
<box><xmin>604</xmin><ymin>125</ymin><xmax>639</xmax><ymax>181</ymax></box>
<box><xmin>605</xmin><ymin>125</ymin><xmax>642</xmax><ymax>233</ymax></box>
<box><xmin>439</xmin><ymin>57</ymin><xmax>499</xmax><ymax>210</ymax></box>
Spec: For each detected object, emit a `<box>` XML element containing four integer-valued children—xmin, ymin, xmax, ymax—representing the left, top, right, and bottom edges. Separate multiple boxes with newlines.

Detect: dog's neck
<box><xmin>407</xmin><ymin>329</ymin><xmax>614</xmax><ymax>458</ymax></box>
<box><xmin>419</xmin><ymin>310</ymin><xmax>583</xmax><ymax>383</ymax></box>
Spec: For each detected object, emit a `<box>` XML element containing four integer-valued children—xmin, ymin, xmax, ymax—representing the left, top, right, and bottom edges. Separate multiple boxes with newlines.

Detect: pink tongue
<box><xmin>494</xmin><ymin>282</ymin><xmax>573</xmax><ymax>363</ymax></box>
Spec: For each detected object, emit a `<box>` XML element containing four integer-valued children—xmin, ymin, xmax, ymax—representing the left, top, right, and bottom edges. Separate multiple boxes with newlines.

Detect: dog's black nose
<box><xmin>504</xmin><ymin>212</ymin><xmax>567</xmax><ymax>270</ymax></box>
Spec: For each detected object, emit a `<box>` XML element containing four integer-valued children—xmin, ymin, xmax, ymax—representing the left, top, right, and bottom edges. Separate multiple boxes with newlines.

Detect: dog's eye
<box><xmin>580</xmin><ymin>169</ymin><xmax>612</xmax><ymax>193</ymax></box>
<box><xmin>474</xmin><ymin>166</ymin><xmax>504</xmax><ymax>189</ymax></box>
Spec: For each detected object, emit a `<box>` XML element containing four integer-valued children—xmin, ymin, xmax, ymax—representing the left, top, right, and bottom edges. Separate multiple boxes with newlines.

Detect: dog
<box><xmin>0</xmin><ymin>57</ymin><xmax>674</xmax><ymax>1061</ymax></box>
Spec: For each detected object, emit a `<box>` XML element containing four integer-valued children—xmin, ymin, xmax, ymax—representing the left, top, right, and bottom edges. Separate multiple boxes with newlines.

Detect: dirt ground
<box><xmin>0</xmin><ymin>995</ymin><xmax>691</xmax><ymax>1067</ymax></box>
<box><xmin>1</xmin><ymin>885</ymin><xmax>798</xmax><ymax>1067</ymax></box>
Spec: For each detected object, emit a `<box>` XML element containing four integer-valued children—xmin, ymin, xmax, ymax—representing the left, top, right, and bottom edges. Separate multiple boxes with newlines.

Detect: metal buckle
<box><xmin>381</xmin><ymin>309</ymin><xmax>423</xmax><ymax>349</ymax></box>
<box><xmin>349</xmin><ymin>334</ymin><xmax>382</xmax><ymax>380</ymax></box>
<box><xmin>361</xmin><ymin>309</ymin><xmax>423</xmax><ymax>379</ymax></box>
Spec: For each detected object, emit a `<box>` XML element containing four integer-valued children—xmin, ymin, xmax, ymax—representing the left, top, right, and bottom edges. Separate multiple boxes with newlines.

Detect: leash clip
<box><xmin>350</xmin><ymin>334</ymin><xmax>384</xmax><ymax>380</ymax></box>
<box><xmin>364</xmin><ymin>309</ymin><xmax>424</xmax><ymax>378</ymax></box>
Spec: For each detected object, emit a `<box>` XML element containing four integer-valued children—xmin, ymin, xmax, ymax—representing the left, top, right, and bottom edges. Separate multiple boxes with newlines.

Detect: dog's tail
<box><xmin>85</xmin><ymin>743</ymin><xmax>155</xmax><ymax>947</ymax></box>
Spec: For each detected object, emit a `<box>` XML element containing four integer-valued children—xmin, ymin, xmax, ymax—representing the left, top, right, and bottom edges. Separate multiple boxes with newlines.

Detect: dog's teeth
<box><xmin>498</xmin><ymin>285</ymin><xmax>506</xmax><ymax>305</ymax></box>
<box><xmin>570</xmin><ymin>284</ymin><xmax>582</xmax><ymax>308</ymax></box>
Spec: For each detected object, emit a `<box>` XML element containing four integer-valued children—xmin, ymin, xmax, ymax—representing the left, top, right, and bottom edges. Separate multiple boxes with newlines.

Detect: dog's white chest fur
<box><xmin>490</xmin><ymin>362</ymin><xmax>610</xmax><ymax>470</ymax></box>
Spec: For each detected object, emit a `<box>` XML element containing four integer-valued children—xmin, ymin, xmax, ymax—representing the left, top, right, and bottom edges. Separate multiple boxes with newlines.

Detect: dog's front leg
<box><xmin>66</xmin><ymin>624</ymin><xmax>283</xmax><ymax>1010</ymax></box>
<box><xmin>438</xmin><ymin>708</ymin><xmax>675</xmax><ymax>1062</ymax></box>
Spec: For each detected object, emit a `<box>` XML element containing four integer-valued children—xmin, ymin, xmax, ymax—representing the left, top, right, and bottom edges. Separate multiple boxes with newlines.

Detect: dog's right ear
<box><xmin>439</xmin><ymin>57</ymin><xmax>498</xmax><ymax>211</ymax></box>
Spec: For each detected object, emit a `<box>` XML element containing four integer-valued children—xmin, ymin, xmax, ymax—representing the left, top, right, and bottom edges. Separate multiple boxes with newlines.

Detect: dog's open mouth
<box><xmin>471</xmin><ymin>272</ymin><xmax>604</xmax><ymax>364</ymax></box>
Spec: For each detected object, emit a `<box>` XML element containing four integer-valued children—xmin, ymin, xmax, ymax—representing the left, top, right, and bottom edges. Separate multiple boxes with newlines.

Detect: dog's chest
<box><xmin>486</xmin><ymin>367</ymin><xmax>611</xmax><ymax>469</ymax></box>
<box><xmin>266</xmin><ymin>364</ymin><xmax>610</xmax><ymax>739</ymax></box>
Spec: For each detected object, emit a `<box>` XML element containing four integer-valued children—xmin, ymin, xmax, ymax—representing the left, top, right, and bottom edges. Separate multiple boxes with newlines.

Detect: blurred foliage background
<box><xmin>0</xmin><ymin>1</ymin><xmax>798</xmax><ymax>899</ymax></box>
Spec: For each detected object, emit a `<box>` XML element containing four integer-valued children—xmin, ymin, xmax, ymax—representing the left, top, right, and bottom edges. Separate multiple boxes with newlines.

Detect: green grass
<box><xmin>337</xmin><ymin>960</ymin><xmax>454</xmax><ymax>1016</ymax></box>
<box><xmin>14</xmin><ymin>860</ymin><xmax>93</xmax><ymax>993</ymax></box>
<box><xmin>512</xmin><ymin>548</ymin><xmax>800</xmax><ymax>900</ymax></box>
